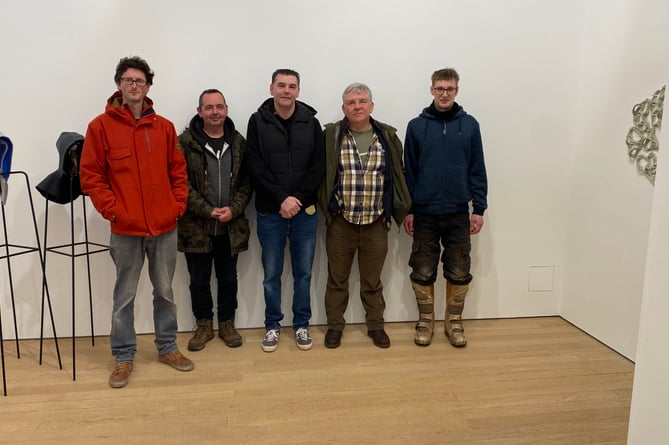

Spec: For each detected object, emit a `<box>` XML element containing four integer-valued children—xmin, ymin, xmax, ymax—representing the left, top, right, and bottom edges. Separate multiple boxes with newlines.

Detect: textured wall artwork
<box><xmin>626</xmin><ymin>85</ymin><xmax>665</xmax><ymax>184</ymax></box>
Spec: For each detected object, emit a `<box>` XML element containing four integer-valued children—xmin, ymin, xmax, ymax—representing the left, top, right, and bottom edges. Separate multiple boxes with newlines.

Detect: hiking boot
<box><xmin>261</xmin><ymin>329</ymin><xmax>280</xmax><ymax>352</ymax></box>
<box><xmin>219</xmin><ymin>319</ymin><xmax>242</xmax><ymax>348</ymax></box>
<box><xmin>188</xmin><ymin>319</ymin><xmax>214</xmax><ymax>351</ymax></box>
<box><xmin>324</xmin><ymin>329</ymin><xmax>342</xmax><ymax>349</ymax></box>
<box><xmin>159</xmin><ymin>350</ymin><xmax>194</xmax><ymax>372</ymax></box>
<box><xmin>109</xmin><ymin>362</ymin><xmax>133</xmax><ymax>388</ymax></box>
<box><xmin>295</xmin><ymin>327</ymin><xmax>313</xmax><ymax>351</ymax></box>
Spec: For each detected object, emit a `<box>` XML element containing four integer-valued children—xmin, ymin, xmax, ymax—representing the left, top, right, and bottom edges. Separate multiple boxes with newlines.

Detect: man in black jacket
<box><xmin>246</xmin><ymin>69</ymin><xmax>325</xmax><ymax>353</ymax></box>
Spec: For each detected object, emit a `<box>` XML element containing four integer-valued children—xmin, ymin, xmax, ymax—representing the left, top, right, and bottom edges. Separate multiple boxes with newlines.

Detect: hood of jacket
<box><xmin>186</xmin><ymin>113</ymin><xmax>238</xmax><ymax>150</ymax></box>
<box><xmin>420</xmin><ymin>102</ymin><xmax>467</xmax><ymax>134</ymax></box>
<box><xmin>105</xmin><ymin>91</ymin><xmax>156</xmax><ymax>124</ymax></box>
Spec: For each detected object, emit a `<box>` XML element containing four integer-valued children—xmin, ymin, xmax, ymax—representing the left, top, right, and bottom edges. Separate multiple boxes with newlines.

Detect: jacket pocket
<box><xmin>108</xmin><ymin>148</ymin><xmax>133</xmax><ymax>174</ymax></box>
<box><xmin>230</xmin><ymin>215</ymin><xmax>250</xmax><ymax>253</ymax></box>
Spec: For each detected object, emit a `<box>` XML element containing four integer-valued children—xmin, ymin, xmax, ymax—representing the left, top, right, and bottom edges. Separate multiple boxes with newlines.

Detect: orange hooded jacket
<box><xmin>80</xmin><ymin>92</ymin><xmax>187</xmax><ymax>236</ymax></box>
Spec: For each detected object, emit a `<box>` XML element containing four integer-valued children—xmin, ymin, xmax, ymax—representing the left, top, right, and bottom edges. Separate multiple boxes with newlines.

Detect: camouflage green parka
<box><xmin>177</xmin><ymin>115</ymin><xmax>252</xmax><ymax>255</ymax></box>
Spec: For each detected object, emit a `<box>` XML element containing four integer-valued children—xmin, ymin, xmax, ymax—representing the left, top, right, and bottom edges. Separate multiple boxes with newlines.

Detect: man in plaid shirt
<box><xmin>318</xmin><ymin>83</ymin><xmax>411</xmax><ymax>349</ymax></box>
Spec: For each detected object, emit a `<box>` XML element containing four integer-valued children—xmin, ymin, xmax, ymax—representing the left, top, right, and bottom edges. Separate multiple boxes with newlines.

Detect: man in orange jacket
<box><xmin>81</xmin><ymin>56</ymin><xmax>193</xmax><ymax>388</ymax></box>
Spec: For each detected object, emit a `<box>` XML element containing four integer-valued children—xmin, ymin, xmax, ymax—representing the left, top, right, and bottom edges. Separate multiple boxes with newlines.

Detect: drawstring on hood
<box><xmin>424</xmin><ymin>101</ymin><xmax>464</xmax><ymax>136</ymax></box>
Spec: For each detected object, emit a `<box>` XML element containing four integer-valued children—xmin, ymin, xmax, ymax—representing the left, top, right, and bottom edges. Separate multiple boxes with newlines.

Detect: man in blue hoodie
<box><xmin>403</xmin><ymin>68</ymin><xmax>488</xmax><ymax>348</ymax></box>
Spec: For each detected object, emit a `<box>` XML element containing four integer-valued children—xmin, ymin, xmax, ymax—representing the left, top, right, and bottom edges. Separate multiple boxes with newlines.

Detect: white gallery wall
<box><xmin>0</xmin><ymin>0</ymin><xmax>584</xmax><ymax>340</ymax></box>
<box><xmin>0</xmin><ymin>0</ymin><xmax>666</xmax><ymax>374</ymax></box>
<box><xmin>562</xmin><ymin>0</ymin><xmax>668</xmax><ymax>359</ymax></box>
<box><xmin>627</xmin><ymin>86</ymin><xmax>669</xmax><ymax>445</ymax></box>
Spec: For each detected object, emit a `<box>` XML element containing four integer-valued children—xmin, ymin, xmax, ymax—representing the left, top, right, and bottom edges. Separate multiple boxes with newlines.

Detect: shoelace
<box><xmin>193</xmin><ymin>325</ymin><xmax>209</xmax><ymax>339</ymax></box>
<box><xmin>265</xmin><ymin>330</ymin><xmax>279</xmax><ymax>342</ymax></box>
<box><xmin>222</xmin><ymin>321</ymin><xmax>235</xmax><ymax>335</ymax></box>
<box><xmin>296</xmin><ymin>328</ymin><xmax>310</xmax><ymax>341</ymax></box>
<box><xmin>113</xmin><ymin>363</ymin><xmax>130</xmax><ymax>375</ymax></box>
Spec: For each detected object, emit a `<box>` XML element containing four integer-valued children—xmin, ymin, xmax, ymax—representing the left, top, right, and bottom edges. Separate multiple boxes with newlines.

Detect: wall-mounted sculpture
<box><xmin>626</xmin><ymin>85</ymin><xmax>665</xmax><ymax>184</ymax></box>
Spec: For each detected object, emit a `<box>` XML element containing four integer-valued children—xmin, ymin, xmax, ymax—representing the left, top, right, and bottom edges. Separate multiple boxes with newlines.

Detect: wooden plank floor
<box><xmin>0</xmin><ymin>317</ymin><xmax>633</xmax><ymax>444</ymax></box>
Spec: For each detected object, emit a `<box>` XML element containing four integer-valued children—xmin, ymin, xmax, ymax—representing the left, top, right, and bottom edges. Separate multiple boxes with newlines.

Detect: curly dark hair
<box><xmin>114</xmin><ymin>56</ymin><xmax>155</xmax><ymax>85</ymax></box>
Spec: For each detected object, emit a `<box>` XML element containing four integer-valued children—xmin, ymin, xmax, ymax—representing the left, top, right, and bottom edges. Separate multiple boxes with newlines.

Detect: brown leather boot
<box><xmin>219</xmin><ymin>320</ymin><xmax>242</xmax><ymax>348</ymax></box>
<box><xmin>412</xmin><ymin>281</ymin><xmax>434</xmax><ymax>346</ymax></box>
<box><xmin>445</xmin><ymin>282</ymin><xmax>468</xmax><ymax>347</ymax></box>
<box><xmin>188</xmin><ymin>319</ymin><xmax>214</xmax><ymax>351</ymax></box>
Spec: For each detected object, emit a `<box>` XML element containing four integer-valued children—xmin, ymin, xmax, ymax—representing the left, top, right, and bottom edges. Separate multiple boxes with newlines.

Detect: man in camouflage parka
<box><xmin>177</xmin><ymin>89</ymin><xmax>252</xmax><ymax>351</ymax></box>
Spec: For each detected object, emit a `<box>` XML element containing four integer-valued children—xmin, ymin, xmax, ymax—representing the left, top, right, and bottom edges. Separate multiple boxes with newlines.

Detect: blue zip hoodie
<box><xmin>404</xmin><ymin>102</ymin><xmax>487</xmax><ymax>215</ymax></box>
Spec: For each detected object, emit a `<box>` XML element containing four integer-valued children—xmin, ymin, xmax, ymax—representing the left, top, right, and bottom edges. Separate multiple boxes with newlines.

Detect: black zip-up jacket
<box><xmin>246</xmin><ymin>98</ymin><xmax>325</xmax><ymax>214</ymax></box>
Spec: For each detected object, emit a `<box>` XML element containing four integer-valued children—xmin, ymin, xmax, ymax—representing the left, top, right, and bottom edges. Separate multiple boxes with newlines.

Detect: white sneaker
<box><xmin>295</xmin><ymin>327</ymin><xmax>313</xmax><ymax>351</ymax></box>
<box><xmin>261</xmin><ymin>329</ymin><xmax>280</xmax><ymax>352</ymax></box>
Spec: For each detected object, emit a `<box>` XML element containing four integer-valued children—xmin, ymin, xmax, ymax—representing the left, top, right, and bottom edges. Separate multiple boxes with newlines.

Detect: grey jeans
<box><xmin>109</xmin><ymin>229</ymin><xmax>179</xmax><ymax>363</ymax></box>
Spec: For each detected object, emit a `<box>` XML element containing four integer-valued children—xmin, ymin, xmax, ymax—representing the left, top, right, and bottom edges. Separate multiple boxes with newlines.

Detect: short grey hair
<box><xmin>342</xmin><ymin>82</ymin><xmax>373</xmax><ymax>103</ymax></box>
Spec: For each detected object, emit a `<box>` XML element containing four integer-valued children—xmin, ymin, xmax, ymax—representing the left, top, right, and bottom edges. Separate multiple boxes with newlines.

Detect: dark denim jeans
<box><xmin>184</xmin><ymin>234</ymin><xmax>238</xmax><ymax>322</ymax></box>
<box><xmin>256</xmin><ymin>209</ymin><xmax>317</xmax><ymax>330</ymax></box>
<box><xmin>409</xmin><ymin>212</ymin><xmax>473</xmax><ymax>286</ymax></box>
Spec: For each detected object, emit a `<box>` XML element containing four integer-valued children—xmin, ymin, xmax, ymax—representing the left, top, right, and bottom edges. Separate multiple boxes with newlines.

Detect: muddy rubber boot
<box><xmin>445</xmin><ymin>282</ymin><xmax>468</xmax><ymax>347</ymax></box>
<box><xmin>412</xmin><ymin>281</ymin><xmax>435</xmax><ymax>346</ymax></box>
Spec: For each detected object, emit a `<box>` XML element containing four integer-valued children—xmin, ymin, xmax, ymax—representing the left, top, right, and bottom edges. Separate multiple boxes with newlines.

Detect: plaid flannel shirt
<box><xmin>335</xmin><ymin>129</ymin><xmax>386</xmax><ymax>225</ymax></box>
